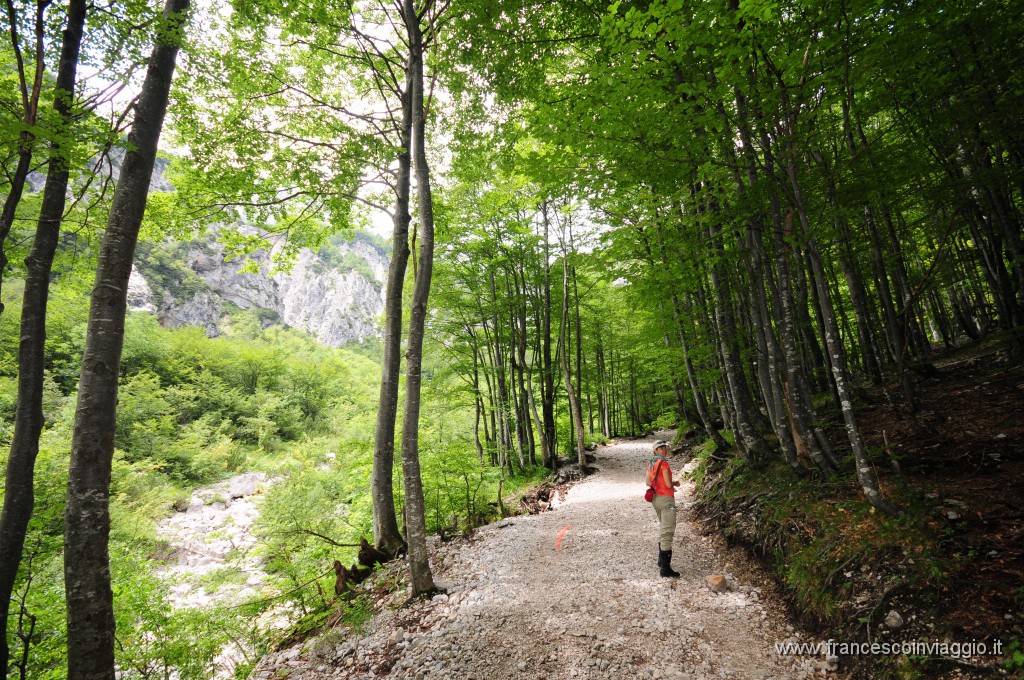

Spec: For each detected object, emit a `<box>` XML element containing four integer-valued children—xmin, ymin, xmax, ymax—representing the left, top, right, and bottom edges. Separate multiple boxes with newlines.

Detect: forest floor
<box><xmin>253</xmin><ymin>438</ymin><xmax>833</xmax><ymax>680</ymax></box>
<box><xmin>853</xmin><ymin>340</ymin><xmax>1024</xmax><ymax>642</ymax></box>
<box><xmin>691</xmin><ymin>338</ymin><xmax>1023</xmax><ymax>679</ymax></box>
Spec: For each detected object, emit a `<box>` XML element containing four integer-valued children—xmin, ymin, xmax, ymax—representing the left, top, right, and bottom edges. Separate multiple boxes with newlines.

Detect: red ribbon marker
<box><xmin>555</xmin><ymin>525</ymin><xmax>572</xmax><ymax>551</ymax></box>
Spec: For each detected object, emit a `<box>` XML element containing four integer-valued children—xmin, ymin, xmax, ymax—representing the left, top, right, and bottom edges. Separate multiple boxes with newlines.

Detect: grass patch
<box><xmin>197</xmin><ymin>567</ymin><xmax>251</xmax><ymax>592</ymax></box>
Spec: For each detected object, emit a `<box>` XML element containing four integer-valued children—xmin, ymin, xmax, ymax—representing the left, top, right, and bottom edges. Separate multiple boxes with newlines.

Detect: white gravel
<box><xmin>252</xmin><ymin>439</ymin><xmax>833</xmax><ymax>679</ymax></box>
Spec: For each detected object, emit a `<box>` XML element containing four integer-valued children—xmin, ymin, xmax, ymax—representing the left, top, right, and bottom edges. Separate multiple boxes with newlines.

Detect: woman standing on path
<box><xmin>648</xmin><ymin>440</ymin><xmax>681</xmax><ymax>578</ymax></box>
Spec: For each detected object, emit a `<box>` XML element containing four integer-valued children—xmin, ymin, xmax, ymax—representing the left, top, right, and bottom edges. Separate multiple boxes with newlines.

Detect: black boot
<box><xmin>659</xmin><ymin>549</ymin><xmax>680</xmax><ymax>578</ymax></box>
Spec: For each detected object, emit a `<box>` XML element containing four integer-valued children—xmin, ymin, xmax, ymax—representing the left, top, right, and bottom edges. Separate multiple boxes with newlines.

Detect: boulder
<box><xmin>706</xmin><ymin>574</ymin><xmax>729</xmax><ymax>593</ymax></box>
<box><xmin>229</xmin><ymin>473</ymin><xmax>265</xmax><ymax>499</ymax></box>
<box><xmin>884</xmin><ymin>610</ymin><xmax>903</xmax><ymax>629</ymax></box>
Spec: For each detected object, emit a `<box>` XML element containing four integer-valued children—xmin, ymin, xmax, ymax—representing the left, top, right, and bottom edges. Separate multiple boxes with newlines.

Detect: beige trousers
<box><xmin>652</xmin><ymin>493</ymin><xmax>676</xmax><ymax>551</ymax></box>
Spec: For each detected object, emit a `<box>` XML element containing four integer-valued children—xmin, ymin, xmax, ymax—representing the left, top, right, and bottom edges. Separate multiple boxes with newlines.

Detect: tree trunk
<box><xmin>0</xmin><ymin>1</ymin><xmax>87</xmax><ymax>670</ymax></box>
<box><xmin>528</xmin><ymin>295</ymin><xmax>551</xmax><ymax>466</ymax></box>
<box><xmin>571</xmin><ymin>261</ymin><xmax>584</xmax><ymax>433</ymax></box>
<box><xmin>595</xmin><ymin>339</ymin><xmax>611</xmax><ymax>438</ymax></box>
<box><xmin>765</xmin><ymin>183</ymin><xmax>839</xmax><ymax>474</ymax></box>
<box><xmin>0</xmin><ymin>0</ymin><xmax>49</xmax><ymax>314</ymax></box>
<box><xmin>540</xmin><ymin>203</ymin><xmax>557</xmax><ymax>464</ymax></box>
<box><xmin>670</xmin><ymin>296</ymin><xmax>729</xmax><ymax>451</ymax></box>
<box><xmin>63</xmin><ymin>2</ymin><xmax>188</xmax><ymax>677</ymax></box>
<box><xmin>864</xmin><ymin>206</ymin><xmax>918</xmax><ymax>411</ymax></box>
<box><xmin>785</xmin><ymin>155</ymin><xmax>897</xmax><ymax>513</ymax></box>
<box><xmin>704</xmin><ymin>209</ymin><xmax>767</xmax><ymax>461</ymax></box>
<box><xmin>472</xmin><ymin>347</ymin><xmax>485</xmax><ymax>464</ymax></box>
<box><xmin>370</xmin><ymin>49</ymin><xmax>413</xmax><ymax>557</ymax></box>
<box><xmin>398</xmin><ymin>0</ymin><xmax>436</xmax><ymax>597</ymax></box>
<box><xmin>514</xmin><ymin>267</ymin><xmax>536</xmax><ymax>466</ymax></box>
<box><xmin>558</xmin><ymin>252</ymin><xmax>586</xmax><ymax>467</ymax></box>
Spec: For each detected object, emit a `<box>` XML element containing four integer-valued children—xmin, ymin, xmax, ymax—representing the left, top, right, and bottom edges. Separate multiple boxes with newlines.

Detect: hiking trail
<box><xmin>254</xmin><ymin>437</ymin><xmax>831</xmax><ymax>680</ymax></box>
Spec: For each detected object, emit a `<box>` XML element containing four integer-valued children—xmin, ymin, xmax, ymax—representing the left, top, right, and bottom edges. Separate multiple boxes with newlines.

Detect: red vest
<box><xmin>646</xmin><ymin>457</ymin><xmax>673</xmax><ymax>496</ymax></box>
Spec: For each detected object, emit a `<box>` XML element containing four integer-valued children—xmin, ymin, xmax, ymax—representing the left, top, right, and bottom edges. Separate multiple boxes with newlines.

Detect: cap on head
<box><xmin>653</xmin><ymin>439</ymin><xmax>668</xmax><ymax>452</ymax></box>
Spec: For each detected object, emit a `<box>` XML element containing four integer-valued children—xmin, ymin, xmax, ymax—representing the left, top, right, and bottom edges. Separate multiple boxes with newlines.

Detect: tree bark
<box><xmin>540</xmin><ymin>202</ymin><xmax>557</xmax><ymax>465</ymax></box>
<box><xmin>784</xmin><ymin>155</ymin><xmax>897</xmax><ymax>513</ymax></box>
<box><xmin>0</xmin><ymin>1</ymin><xmax>87</xmax><ymax>671</ymax></box>
<box><xmin>513</xmin><ymin>267</ymin><xmax>536</xmax><ymax>465</ymax></box>
<box><xmin>558</xmin><ymin>250</ymin><xmax>586</xmax><ymax>467</ymax></box>
<box><xmin>63</xmin><ymin>2</ymin><xmax>189</xmax><ymax>677</ymax></box>
<box><xmin>703</xmin><ymin>210</ymin><xmax>767</xmax><ymax>461</ymax></box>
<box><xmin>670</xmin><ymin>296</ymin><xmax>729</xmax><ymax>452</ymax></box>
<box><xmin>370</xmin><ymin>46</ymin><xmax>414</xmax><ymax>558</ymax></box>
<box><xmin>765</xmin><ymin>183</ymin><xmax>839</xmax><ymax>474</ymax></box>
<box><xmin>398</xmin><ymin>0</ymin><xmax>436</xmax><ymax>597</ymax></box>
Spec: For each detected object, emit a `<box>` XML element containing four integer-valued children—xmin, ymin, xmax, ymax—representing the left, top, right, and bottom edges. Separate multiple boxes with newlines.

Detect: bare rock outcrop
<box><xmin>133</xmin><ymin>231</ymin><xmax>388</xmax><ymax>346</ymax></box>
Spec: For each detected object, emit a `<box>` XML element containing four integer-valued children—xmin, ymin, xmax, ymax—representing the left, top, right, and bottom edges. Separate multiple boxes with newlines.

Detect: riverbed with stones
<box><xmin>157</xmin><ymin>471</ymin><xmax>294</xmax><ymax>677</ymax></box>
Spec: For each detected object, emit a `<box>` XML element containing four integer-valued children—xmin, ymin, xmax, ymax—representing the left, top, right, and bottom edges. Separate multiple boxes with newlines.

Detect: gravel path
<box><xmin>256</xmin><ymin>439</ymin><xmax>832</xmax><ymax>680</ymax></box>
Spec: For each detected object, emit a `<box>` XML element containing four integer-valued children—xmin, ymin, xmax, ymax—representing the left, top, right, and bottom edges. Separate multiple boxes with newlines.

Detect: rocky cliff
<box><xmin>30</xmin><ymin>147</ymin><xmax>387</xmax><ymax>346</ymax></box>
<box><xmin>130</xmin><ymin>232</ymin><xmax>388</xmax><ymax>346</ymax></box>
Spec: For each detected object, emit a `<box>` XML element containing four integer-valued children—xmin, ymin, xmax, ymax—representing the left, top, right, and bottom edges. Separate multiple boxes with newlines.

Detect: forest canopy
<box><xmin>1</xmin><ymin>0</ymin><xmax>1022</xmax><ymax>676</ymax></box>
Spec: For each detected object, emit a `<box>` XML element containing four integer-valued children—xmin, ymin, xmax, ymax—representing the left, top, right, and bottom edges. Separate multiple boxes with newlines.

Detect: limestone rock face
<box><xmin>127</xmin><ymin>268</ymin><xmax>157</xmax><ymax>314</ymax></box>
<box><xmin>275</xmin><ymin>248</ymin><xmax>384</xmax><ymax>346</ymax></box>
<box><xmin>135</xmin><ymin>232</ymin><xmax>387</xmax><ymax>347</ymax></box>
<box><xmin>158</xmin><ymin>288</ymin><xmax>223</xmax><ymax>336</ymax></box>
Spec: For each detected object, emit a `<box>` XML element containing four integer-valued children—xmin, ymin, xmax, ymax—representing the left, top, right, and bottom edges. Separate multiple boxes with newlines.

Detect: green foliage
<box><xmin>134</xmin><ymin>240</ymin><xmax>210</xmax><ymax>306</ymax></box>
<box><xmin>253</xmin><ymin>458</ymin><xmax>372</xmax><ymax>612</ymax></box>
<box><xmin>0</xmin><ymin>262</ymin><xmax>389</xmax><ymax>676</ymax></box>
<box><xmin>1004</xmin><ymin>638</ymin><xmax>1024</xmax><ymax>671</ymax></box>
<box><xmin>112</xmin><ymin>553</ymin><xmax>230</xmax><ymax>680</ymax></box>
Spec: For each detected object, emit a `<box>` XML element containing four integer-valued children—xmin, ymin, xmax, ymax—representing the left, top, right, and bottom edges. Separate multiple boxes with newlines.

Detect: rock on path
<box><xmin>255</xmin><ymin>439</ymin><xmax>831</xmax><ymax>679</ymax></box>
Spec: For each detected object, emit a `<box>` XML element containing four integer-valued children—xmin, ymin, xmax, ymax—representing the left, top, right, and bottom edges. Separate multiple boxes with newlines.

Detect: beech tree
<box><xmin>433</xmin><ymin>0</ymin><xmax>1023</xmax><ymax>514</ymax></box>
<box><xmin>0</xmin><ymin>0</ymin><xmax>49</xmax><ymax>312</ymax></box>
<box><xmin>63</xmin><ymin>0</ymin><xmax>190</xmax><ymax>675</ymax></box>
<box><xmin>0</xmin><ymin>1</ymin><xmax>88</xmax><ymax>671</ymax></box>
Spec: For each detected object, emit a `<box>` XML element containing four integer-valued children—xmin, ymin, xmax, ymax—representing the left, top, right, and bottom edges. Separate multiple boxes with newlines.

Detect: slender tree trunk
<box><xmin>785</xmin><ymin>155</ymin><xmax>897</xmax><ymax>513</ymax></box>
<box><xmin>864</xmin><ymin>207</ymin><xmax>918</xmax><ymax>411</ymax></box>
<box><xmin>0</xmin><ymin>150</ymin><xmax>34</xmax><ymax>312</ymax></box>
<box><xmin>802</xmin><ymin>247</ymin><xmax>843</xmax><ymax>413</ymax></box>
<box><xmin>540</xmin><ymin>203</ymin><xmax>556</xmax><ymax>464</ymax></box>
<box><xmin>0</xmin><ymin>1</ymin><xmax>87</xmax><ymax>670</ymax></box>
<box><xmin>63</xmin><ymin>3</ymin><xmax>188</xmax><ymax>677</ymax></box>
<box><xmin>670</xmin><ymin>296</ymin><xmax>729</xmax><ymax>451</ymax></box>
<box><xmin>371</xmin><ymin>52</ymin><xmax>413</xmax><ymax>557</ymax></box>
<box><xmin>571</xmin><ymin>261</ymin><xmax>584</xmax><ymax>431</ymax></box>
<box><xmin>0</xmin><ymin>0</ymin><xmax>49</xmax><ymax>314</ymax></box>
<box><xmin>765</xmin><ymin>186</ymin><xmax>838</xmax><ymax>474</ymax></box>
<box><xmin>791</xmin><ymin>250</ymin><xmax>828</xmax><ymax>392</ymax></box>
<box><xmin>595</xmin><ymin>339</ymin><xmax>611</xmax><ymax>438</ymax></box>
<box><xmin>652</xmin><ymin>212</ymin><xmax>726</xmax><ymax>449</ymax></box>
<box><xmin>488</xmin><ymin>271</ymin><xmax>515</xmax><ymax>472</ymax></box>
<box><xmin>526</xmin><ymin>352</ymin><xmax>546</xmax><ymax>467</ymax></box>
<box><xmin>704</xmin><ymin>211</ymin><xmax>767</xmax><ymax>461</ymax></box>
<box><xmin>558</xmin><ymin>253</ymin><xmax>586</xmax><ymax>467</ymax></box>
<box><xmin>472</xmin><ymin>342</ymin><xmax>484</xmax><ymax>464</ymax></box>
<box><xmin>399</xmin><ymin>0</ymin><xmax>435</xmax><ymax>596</ymax></box>
<box><xmin>514</xmin><ymin>268</ymin><xmax>536</xmax><ymax>465</ymax></box>
<box><xmin>530</xmin><ymin>305</ymin><xmax>552</xmax><ymax>467</ymax></box>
